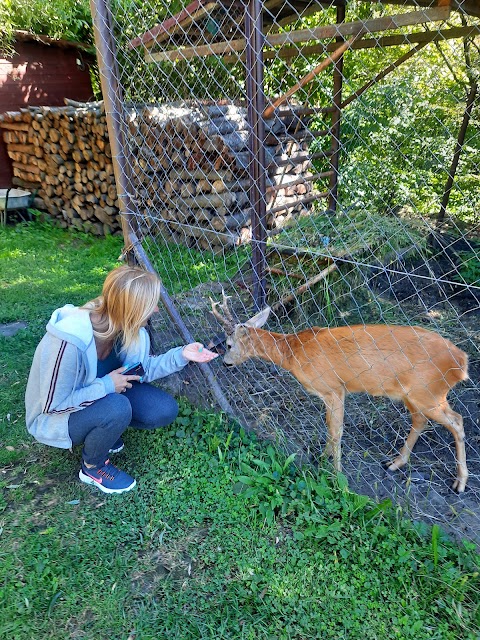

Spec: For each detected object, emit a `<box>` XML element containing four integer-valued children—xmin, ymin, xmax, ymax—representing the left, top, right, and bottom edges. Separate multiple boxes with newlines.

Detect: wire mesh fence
<box><xmin>91</xmin><ymin>0</ymin><xmax>480</xmax><ymax>540</ymax></box>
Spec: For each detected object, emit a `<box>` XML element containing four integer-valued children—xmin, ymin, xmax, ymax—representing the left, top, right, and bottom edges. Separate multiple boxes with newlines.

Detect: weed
<box><xmin>453</xmin><ymin>250</ymin><xmax>480</xmax><ymax>286</ymax></box>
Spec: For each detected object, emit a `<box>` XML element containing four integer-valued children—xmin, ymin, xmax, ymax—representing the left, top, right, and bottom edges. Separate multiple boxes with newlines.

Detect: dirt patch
<box><xmin>0</xmin><ymin>449</ymin><xmax>110</xmax><ymax>532</ymax></box>
<box><xmin>130</xmin><ymin>527</ymin><xmax>209</xmax><ymax>597</ymax></box>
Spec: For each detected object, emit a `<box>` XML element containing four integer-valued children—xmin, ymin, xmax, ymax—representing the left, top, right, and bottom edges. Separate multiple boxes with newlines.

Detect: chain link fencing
<box><xmin>91</xmin><ymin>0</ymin><xmax>480</xmax><ymax>540</ymax></box>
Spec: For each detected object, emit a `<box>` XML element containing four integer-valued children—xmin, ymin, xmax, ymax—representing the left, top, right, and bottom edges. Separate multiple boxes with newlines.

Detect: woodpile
<box><xmin>128</xmin><ymin>102</ymin><xmax>322</xmax><ymax>251</ymax></box>
<box><xmin>1</xmin><ymin>100</ymin><xmax>322</xmax><ymax>248</ymax></box>
<box><xmin>0</xmin><ymin>101</ymin><xmax>121</xmax><ymax>236</ymax></box>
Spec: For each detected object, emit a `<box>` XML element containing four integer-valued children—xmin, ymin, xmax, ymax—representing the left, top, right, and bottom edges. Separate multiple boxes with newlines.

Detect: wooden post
<box><xmin>89</xmin><ymin>0</ymin><xmax>238</xmax><ymax>418</ymax></box>
<box><xmin>89</xmin><ymin>0</ymin><xmax>139</xmax><ymax>259</ymax></box>
<box><xmin>246</xmin><ymin>0</ymin><xmax>268</xmax><ymax>311</ymax></box>
<box><xmin>328</xmin><ymin>3</ymin><xmax>346</xmax><ymax>213</ymax></box>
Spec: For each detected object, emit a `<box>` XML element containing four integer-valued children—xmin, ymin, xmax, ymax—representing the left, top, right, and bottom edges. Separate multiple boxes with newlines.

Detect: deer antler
<box><xmin>209</xmin><ymin>289</ymin><xmax>236</xmax><ymax>335</ymax></box>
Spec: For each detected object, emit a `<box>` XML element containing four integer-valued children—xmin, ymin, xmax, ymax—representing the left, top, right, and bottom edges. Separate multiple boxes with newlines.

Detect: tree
<box><xmin>1</xmin><ymin>0</ymin><xmax>93</xmax><ymax>54</ymax></box>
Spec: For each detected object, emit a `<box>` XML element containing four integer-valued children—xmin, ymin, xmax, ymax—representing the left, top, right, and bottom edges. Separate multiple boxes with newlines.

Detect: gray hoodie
<box><xmin>25</xmin><ymin>304</ymin><xmax>188</xmax><ymax>449</ymax></box>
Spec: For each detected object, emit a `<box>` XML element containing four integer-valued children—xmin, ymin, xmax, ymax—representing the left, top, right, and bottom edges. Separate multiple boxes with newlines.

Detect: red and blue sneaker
<box><xmin>79</xmin><ymin>459</ymin><xmax>136</xmax><ymax>494</ymax></box>
<box><xmin>109</xmin><ymin>438</ymin><xmax>125</xmax><ymax>454</ymax></box>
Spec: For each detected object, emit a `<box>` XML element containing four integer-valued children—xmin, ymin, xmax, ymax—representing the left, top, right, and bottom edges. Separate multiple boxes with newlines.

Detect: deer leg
<box><xmin>323</xmin><ymin>391</ymin><xmax>345</xmax><ymax>472</ymax></box>
<box><xmin>422</xmin><ymin>401</ymin><xmax>468</xmax><ymax>493</ymax></box>
<box><xmin>387</xmin><ymin>400</ymin><xmax>427</xmax><ymax>472</ymax></box>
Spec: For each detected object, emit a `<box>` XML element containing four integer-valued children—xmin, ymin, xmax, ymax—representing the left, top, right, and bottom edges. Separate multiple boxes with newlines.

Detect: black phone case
<box><xmin>123</xmin><ymin>362</ymin><xmax>145</xmax><ymax>376</ymax></box>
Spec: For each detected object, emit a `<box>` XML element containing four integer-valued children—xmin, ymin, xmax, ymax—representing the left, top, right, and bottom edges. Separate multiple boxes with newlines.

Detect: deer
<box><xmin>210</xmin><ymin>293</ymin><xmax>469</xmax><ymax>492</ymax></box>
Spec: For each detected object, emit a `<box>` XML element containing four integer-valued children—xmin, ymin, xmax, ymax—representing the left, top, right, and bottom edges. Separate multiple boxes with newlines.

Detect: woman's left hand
<box><xmin>182</xmin><ymin>342</ymin><xmax>219</xmax><ymax>363</ymax></box>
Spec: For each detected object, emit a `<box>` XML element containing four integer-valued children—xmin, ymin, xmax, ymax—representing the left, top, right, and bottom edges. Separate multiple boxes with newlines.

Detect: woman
<box><xmin>25</xmin><ymin>265</ymin><xmax>218</xmax><ymax>494</ymax></box>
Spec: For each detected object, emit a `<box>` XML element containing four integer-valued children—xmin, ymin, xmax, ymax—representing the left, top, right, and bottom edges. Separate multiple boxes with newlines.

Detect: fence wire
<box><xmin>91</xmin><ymin>0</ymin><xmax>480</xmax><ymax>541</ymax></box>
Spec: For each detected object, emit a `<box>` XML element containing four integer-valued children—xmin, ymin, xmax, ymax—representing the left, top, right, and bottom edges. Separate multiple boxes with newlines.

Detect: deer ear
<box><xmin>244</xmin><ymin>306</ymin><xmax>271</xmax><ymax>329</ymax></box>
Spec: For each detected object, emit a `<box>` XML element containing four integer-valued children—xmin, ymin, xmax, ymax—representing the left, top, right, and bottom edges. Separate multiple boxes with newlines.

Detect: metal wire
<box><xmin>87</xmin><ymin>0</ymin><xmax>480</xmax><ymax>541</ymax></box>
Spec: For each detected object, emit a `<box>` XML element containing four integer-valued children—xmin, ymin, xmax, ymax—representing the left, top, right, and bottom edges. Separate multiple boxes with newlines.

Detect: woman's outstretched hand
<box><xmin>182</xmin><ymin>342</ymin><xmax>219</xmax><ymax>363</ymax></box>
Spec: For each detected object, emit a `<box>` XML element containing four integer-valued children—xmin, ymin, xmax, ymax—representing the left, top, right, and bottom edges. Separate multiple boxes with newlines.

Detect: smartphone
<box><xmin>122</xmin><ymin>362</ymin><xmax>146</xmax><ymax>377</ymax></box>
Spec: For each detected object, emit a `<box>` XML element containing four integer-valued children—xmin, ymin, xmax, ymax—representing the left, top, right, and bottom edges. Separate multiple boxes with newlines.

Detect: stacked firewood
<box><xmin>1</xmin><ymin>101</ymin><xmax>320</xmax><ymax>246</ymax></box>
<box><xmin>0</xmin><ymin>101</ymin><xmax>121</xmax><ymax>236</ymax></box>
<box><xmin>128</xmin><ymin>102</ymin><xmax>319</xmax><ymax>251</ymax></box>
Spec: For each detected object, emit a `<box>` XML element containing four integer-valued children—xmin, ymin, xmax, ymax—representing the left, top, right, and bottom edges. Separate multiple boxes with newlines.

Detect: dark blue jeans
<box><xmin>68</xmin><ymin>382</ymin><xmax>179</xmax><ymax>466</ymax></box>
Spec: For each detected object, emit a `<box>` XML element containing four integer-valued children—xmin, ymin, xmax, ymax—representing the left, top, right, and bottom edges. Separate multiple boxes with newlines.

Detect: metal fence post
<box><xmin>89</xmin><ymin>0</ymin><xmax>238</xmax><ymax>418</ymax></box>
<box><xmin>245</xmin><ymin>0</ymin><xmax>267</xmax><ymax>311</ymax></box>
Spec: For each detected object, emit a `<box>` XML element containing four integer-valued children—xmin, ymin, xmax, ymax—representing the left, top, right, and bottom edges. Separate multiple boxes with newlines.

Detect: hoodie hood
<box><xmin>46</xmin><ymin>305</ymin><xmax>94</xmax><ymax>352</ymax></box>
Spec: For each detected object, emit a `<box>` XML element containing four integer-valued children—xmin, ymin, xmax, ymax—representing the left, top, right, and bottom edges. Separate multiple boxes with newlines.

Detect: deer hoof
<box><xmin>384</xmin><ymin>459</ymin><xmax>404</xmax><ymax>472</ymax></box>
<box><xmin>452</xmin><ymin>477</ymin><xmax>467</xmax><ymax>493</ymax></box>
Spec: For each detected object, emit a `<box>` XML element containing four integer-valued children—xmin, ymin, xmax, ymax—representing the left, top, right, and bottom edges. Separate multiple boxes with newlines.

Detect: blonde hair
<box><xmin>83</xmin><ymin>265</ymin><xmax>161</xmax><ymax>351</ymax></box>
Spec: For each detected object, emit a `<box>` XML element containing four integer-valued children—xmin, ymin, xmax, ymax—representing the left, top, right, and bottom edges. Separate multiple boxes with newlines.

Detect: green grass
<box><xmin>270</xmin><ymin>209</ymin><xmax>428</xmax><ymax>260</ymax></box>
<box><xmin>0</xmin><ymin>220</ymin><xmax>123</xmax><ymax>325</ymax></box>
<box><xmin>143</xmin><ymin>235</ymin><xmax>251</xmax><ymax>294</ymax></box>
<box><xmin>264</xmin><ymin>209</ymin><xmax>430</xmax><ymax>324</ymax></box>
<box><xmin>0</xmin><ymin>220</ymin><xmax>479</xmax><ymax>640</ymax></box>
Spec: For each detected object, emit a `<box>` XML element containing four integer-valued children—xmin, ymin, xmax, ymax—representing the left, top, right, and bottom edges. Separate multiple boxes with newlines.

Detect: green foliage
<box><xmin>1</xmin><ymin>0</ymin><xmax>93</xmax><ymax>52</ymax></box>
<box><xmin>337</xmin><ymin>41</ymin><xmax>480</xmax><ymax>222</ymax></box>
<box><xmin>236</xmin><ymin>444</ymin><xmax>378</xmax><ymax>530</ymax></box>
<box><xmin>236</xmin><ymin>445</ymin><xmax>298</xmax><ymax>525</ymax></box>
<box><xmin>453</xmin><ymin>249</ymin><xmax>480</xmax><ymax>286</ymax></box>
<box><xmin>272</xmin><ymin>209</ymin><xmax>428</xmax><ymax>260</ymax></box>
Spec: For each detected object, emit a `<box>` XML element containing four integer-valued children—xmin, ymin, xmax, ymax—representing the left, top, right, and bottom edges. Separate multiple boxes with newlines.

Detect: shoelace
<box><xmin>93</xmin><ymin>459</ymin><xmax>118</xmax><ymax>481</ymax></box>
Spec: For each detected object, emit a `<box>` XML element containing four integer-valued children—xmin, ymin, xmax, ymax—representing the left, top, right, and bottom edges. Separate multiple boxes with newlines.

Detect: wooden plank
<box><xmin>129</xmin><ymin>0</ymin><xmax>218</xmax><ymax>49</ymax></box>
<box><xmin>264</xmin><ymin>33</ymin><xmax>363</xmax><ymax>119</ymax></box>
<box><xmin>268</xmin><ymin>192</ymin><xmax>329</xmax><ymax>215</ymax></box>
<box><xmin>260</xmin><ymin>24</ymin><xmax>480</xmax><ymax>59</ymax></box>
<box><xmin>145</xmin><ymin>31</ymin><xmax>244</xmax><ymax>62</ymax></box>
<box><xmin>264</xmin><ymin>0</ymin><xmax>287</xmax><ymax>10</ymax></box>
<box><xmin>265</xmin><ymin>6</ymin><xmax>452</xmax><ymax>48</ymax></box>
<box><xmin>145</xmin><ymin>6</ymin><xmax>451</xmax><ymax>63</ymax></box>
<box><xmin>221</xmin><ymin>25</ymin><xmax>480</xmax><ymax>63</ymax></box>
<box><xmin>341</xmin><ymin>41</ymin><xmax>428</xmax><ymax>109</ymax></box>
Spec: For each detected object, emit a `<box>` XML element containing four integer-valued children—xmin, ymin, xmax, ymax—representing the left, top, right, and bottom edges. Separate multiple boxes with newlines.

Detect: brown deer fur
<box><xmin>212</xmin><ymin>301</ymin><xmax>469</xmax><ymax>492</ymax></box>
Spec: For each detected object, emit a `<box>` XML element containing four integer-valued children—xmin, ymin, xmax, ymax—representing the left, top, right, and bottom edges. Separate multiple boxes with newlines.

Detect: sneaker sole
<box><xmin>79</xmin><ymin>470</ymin><xmax>136</xmax><ymax>494</ymax></box>
<box><xmin>109</xmin><ymin>444</ymin><xmax>125</xmax><ymax>454</ymax></box>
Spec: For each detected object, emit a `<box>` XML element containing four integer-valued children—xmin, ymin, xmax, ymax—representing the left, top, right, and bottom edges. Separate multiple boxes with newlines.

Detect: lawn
<box><xmin>0</xmin><ymin>220</ymin><xmax>479</xmax><ymax>640</ymax></box>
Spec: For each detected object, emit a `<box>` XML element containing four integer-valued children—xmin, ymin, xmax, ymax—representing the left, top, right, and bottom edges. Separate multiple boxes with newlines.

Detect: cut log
<box><xmin>1</xmin><ymin>101</ymin><xmax>315</xmax><ymax>243</ymax></box>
